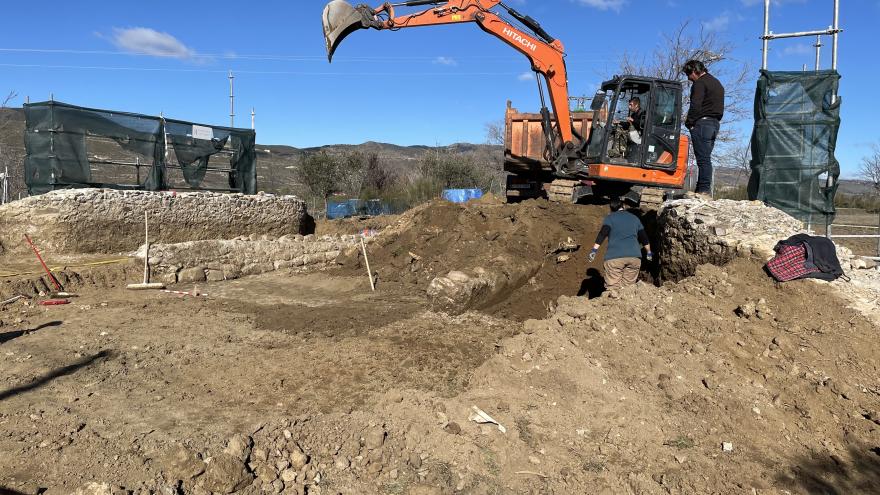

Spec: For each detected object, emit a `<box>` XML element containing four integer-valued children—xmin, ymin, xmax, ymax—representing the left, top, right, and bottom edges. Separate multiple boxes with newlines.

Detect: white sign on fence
<box><xmin>192</xmin><ymin>125</ymin><xmax>214</xmax><ymax>141</ymax></box>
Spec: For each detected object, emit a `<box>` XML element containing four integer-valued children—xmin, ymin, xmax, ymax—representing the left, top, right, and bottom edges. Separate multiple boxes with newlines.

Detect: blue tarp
<box><xmin>326</xmin><ymin>199</ymin><xmax>396</xmax><ymax>219</ymax></box>
<box><xmin>442</xmin><ymin>189</ymin><xmax>483</xmax><ymax>203</ymax></box>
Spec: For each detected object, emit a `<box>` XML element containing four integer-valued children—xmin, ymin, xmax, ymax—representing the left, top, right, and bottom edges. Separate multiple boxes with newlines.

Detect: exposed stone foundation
<box><xmin>658</xmin><ymin>198</ymin><xmax>880</xmax><ymax>326</ymax></box>
<box><xmin>140</xmin><ymin>234</ymin><xmax>360</xmax><ymax>284</ymax></box>
<box><xmin>0</xmin><ymin>189</ymin><xmax>313</xmax><ymax>256</ymax></box>
<box><xmin>659</xmin><ymin>199</ymin><xmax>804</xmax><ymax>281</ymax></box>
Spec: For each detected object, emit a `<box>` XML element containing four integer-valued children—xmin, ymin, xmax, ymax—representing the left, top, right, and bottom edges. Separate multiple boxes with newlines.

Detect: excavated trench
<box><xmin>1</xmin><ymin>196</ymin><xmax>816</xmax><ymax>322</ymax></box>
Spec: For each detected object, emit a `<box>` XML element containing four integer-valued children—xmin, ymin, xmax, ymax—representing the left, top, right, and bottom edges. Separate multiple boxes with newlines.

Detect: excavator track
<box><xmin>546</xmin><ymin>179</ymin><xmax>581</xmax><ymax>203</ymax></box>
<box><xmin>638</xmin><ymin>187</ymin><xmax>666</xmax><ymax>212</ymax></box>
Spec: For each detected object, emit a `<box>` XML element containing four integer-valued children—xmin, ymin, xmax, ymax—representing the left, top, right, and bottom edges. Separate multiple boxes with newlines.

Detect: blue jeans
<box><xmin>690</xmin><ymin>118</ymin><xmax>720</xmax><ymax>194</ymax></box>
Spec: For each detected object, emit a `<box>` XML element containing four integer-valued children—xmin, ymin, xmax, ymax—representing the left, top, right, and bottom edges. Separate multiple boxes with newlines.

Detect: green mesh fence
<box><xmin>24</xmin><ymin>101</ymin><xmax>256</xmax><ymax>195</ymax></box>
<box><xmin>748</xmin><ymin>70</ymin><xmax>841</xmax><ymax>223</ymax></box>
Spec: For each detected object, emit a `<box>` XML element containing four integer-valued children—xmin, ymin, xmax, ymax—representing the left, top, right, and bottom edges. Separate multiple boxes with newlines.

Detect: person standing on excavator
<box><xmin>587</xmin><ymin>198</ymin><xmax>653</xmax><ymax>291</ymax></box>
<box><xmin>683</xmin><ymin>60</ymin><xmax>725</xmax><ymax>197</ymax></box>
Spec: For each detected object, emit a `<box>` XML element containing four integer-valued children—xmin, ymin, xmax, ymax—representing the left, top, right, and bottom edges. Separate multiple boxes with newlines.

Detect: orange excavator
<box><xmin>322</xmin><ymin>0</ymin><xmax>688</xmax><ymax>208</ymax></box>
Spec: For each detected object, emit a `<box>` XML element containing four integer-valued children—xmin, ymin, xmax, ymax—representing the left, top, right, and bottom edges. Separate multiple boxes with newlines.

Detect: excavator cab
<box><xmin>584</xmin><ymin>76</ymin><xmax>684</xmax><ymax>173</ymax></box>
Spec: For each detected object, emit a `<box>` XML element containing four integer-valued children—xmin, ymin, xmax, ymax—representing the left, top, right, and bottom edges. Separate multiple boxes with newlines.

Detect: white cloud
<box><xmin>432</xmin><ymin>56</ymin><xmax>457</xmax><ymax>66</ymax></box>
<box><xmin>517</xmin><ymin>72</ymin><xmax>534</xmax><ymax>81</ymax></box>
<box><xmin>111</xmin><ymin>27</ymin><xmax>197</xmax><ymax>60</ymax></box>
<box><xmin>573</xmin><ymin>0</ymin><xmax>627</xmax><ymax>12</ymax></box>
<box><xmin>782</xmin><ymin>43</ymin><xmax>813</xmax><ymax>56</ymax></box>
<box><xmin>702</xmin><ymin>13</ymin><xmax>731</xmax><ymax>32</ymax></box>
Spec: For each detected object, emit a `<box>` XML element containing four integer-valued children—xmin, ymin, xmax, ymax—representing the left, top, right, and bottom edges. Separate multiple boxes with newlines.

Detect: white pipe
<box><xmin>762</xmin><ymin>0</ymin><xmax>770</xmax><ymax>70</ymax></box>
<box><xmin>832</xmin><ymin>0</ymin><xmax>840</xmax><ymax>70</ymax></box>
<box><xmin>764</xmin><ymin>28</ymin><xmax>837</xmax><ymax>40</ymax></box>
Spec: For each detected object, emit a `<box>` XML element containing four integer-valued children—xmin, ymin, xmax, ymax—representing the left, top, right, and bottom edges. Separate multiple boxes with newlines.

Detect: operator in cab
<box><xmin>621</xmin><ymin>96</ymin><xmax>644</xmax><ymax>161</ymax></box>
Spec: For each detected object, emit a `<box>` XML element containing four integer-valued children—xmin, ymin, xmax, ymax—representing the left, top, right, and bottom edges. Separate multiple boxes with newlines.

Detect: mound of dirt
<box><xmin>337</xmin><ymin>198</ymin><xmax>611</xmax><ymax>320</ymax></box>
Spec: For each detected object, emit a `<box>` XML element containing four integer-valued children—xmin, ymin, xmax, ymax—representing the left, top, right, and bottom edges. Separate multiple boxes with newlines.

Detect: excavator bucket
<box><xmin>322</xmin><ymin>0</ymin><xmax>370</xmax><ymax>62</ymax></box>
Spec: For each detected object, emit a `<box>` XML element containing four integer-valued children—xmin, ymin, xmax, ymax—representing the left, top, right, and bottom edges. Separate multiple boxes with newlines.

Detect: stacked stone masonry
<box><xmin>141</xmin><ymin>234</ymin><xmax>360</xmax><ymax>284</ymax></box>
<box><xmin>0</xmin><ymin>189</ymin><xmax>311</xmax><ymax>256</ymax></box>
<box><xmin>658</xmin><ymin>199</ymin><xmax>805</xmax><ymax>282</ymax></box>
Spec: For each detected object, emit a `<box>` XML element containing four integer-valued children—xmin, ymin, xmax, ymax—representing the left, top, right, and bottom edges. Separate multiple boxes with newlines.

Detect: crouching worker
<box><xmin>587</xmin><ymin>198</ymin><xmax>653</xmax><ymax>290</ymax></box>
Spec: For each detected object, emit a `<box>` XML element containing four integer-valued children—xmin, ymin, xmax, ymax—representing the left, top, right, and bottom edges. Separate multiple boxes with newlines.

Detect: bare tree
<box><xmin>618</xmin><ymin>21</ymin><xmax>753</xmax><ymax>139</ymax></box>
<box><xmin>360</xmin><ymin>151</ymin><xmax>394</xmax><ymax>194</ymax></box>
<box><xmin>1</xmin><ymin>90</ymin><xmax>25</xmax><ymax>203</ymax></box>
<box><xmin>859</xmin><ymin>143</ymin><xmax>880</xmax><ymax>192</ymax></box>
<box><xmin>716</xmin><ymin>139</ymin><xmax>752</xmax><ymax>185</ymax></box>
<box><xmin>484</xmin><ymin>120</ymin><xmax>505</xmax><ymax>146</ymax></box>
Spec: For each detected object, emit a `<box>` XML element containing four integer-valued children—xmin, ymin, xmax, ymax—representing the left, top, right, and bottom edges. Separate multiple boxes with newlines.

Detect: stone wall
<box><xmin>140</xmin><ymin>234</ymin><xmax>359</xmax><ymax>284</ymax></box>
<box><xmin>658</xmin><ymin>199</ymin><xmax>804</xmax><ymax>281</ymax></box>
<box><xmin>658</xmin><ymin>198</ymin><xmax>880</xmax><ymax>326</ymax></box>
<box><xmin>0</xmin><ymin>189</ymin><xmax>312</xmax><ymax>256</ymax></box>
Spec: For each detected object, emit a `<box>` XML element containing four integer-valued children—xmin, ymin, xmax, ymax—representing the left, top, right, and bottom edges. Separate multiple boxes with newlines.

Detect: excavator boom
<box><xmin>321</xmin><ymin>0</ymin><xmax>580</xmax><ymax>170</ymax></box>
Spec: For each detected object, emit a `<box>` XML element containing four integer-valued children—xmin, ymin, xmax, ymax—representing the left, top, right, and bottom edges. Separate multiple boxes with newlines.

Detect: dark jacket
<box><xmin>622</xmin><ymin>108</ymin><xmax>644</xmax><ymax>134</ymax></box>
<box><xmin>594</xmin><ymin>210</ymin><xmax>649</xmax><ymax>261</ymax></box>
<box><xmin>685</xmin><ymin>73</ymin><xmax>724</xmax><ymax>128</ymax></box>
<box><xmin>776</xmin><ymin>234</ymin><xmax>844</xmax><ymax>281</ymax></box>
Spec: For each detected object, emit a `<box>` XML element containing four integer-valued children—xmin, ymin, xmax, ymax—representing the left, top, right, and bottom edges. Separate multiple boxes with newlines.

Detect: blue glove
<box><xmin>588</xmin><ymin>249</ymin><xmax>598</xmax><ymax>263</ymax></box>
<box><xmin>646</xmin><ymin>251</ymin><xmax>654</xmax><ymax>262</ymax></box>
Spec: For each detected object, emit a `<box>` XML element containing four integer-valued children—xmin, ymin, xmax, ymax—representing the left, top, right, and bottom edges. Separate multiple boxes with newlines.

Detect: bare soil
<box><xmin>0</xmin><ymin>199</ymin><xmax>878</xmax><ymax>495</ymax></box>
<box><xmin>335</xmin><ymin>196</ymin><xmax>610</xmax><ymax>320</ymax></box>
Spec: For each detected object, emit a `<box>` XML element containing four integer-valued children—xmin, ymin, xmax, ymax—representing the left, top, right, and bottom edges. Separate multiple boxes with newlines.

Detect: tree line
<box><xmin>293</xmin><ymin>146</ymin><xmax>504</xmax><ymax>215</ymax></box>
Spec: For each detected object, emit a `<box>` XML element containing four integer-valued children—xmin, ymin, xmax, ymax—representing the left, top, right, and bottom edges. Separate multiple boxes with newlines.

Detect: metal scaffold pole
<box><xmin>762</xmin><ymin>0</ymin><xmax>770</xmax><ymax>70</ymax></box>
<box><xmin>761</xmin><ymin>0</ymin><xmax>841</xmax><ymax>72</ymax></box>
<box><xmin>229</xmin><ymin>70</ymin><xmax>235</xmax><ymax>128</ymax></box>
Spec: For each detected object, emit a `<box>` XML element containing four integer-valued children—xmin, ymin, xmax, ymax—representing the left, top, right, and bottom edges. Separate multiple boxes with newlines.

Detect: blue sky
<box><xmin>1</xmin><ymin>0</ymin><xmax>876</xmax><ymax>177</ymax></box>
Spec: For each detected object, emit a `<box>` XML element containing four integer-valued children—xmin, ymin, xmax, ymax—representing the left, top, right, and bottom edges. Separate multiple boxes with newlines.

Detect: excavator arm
<box><xmin>322</xmin><ymin>0</ymin><xmax>582</xmax><ymax>170</ymax></box>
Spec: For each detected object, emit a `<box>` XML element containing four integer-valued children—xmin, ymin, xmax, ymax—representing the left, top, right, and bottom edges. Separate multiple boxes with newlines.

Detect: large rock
<box><xmin>70</xmin><ymin>483</ymin><xmax>112</xmax><ymax>495</ymax></box>
<box><xmin>199</xmin><ymin>453</ymin><xmax>254</xmax><ymax>493</ymax></box>
<box><xmin>427</xmin><ymin>256</ymin><xmax>540</xmax><ymax>315</ymax></box>
<box><xmin>159</xmin><ymin>444</ymin><xmax>206</xmax><ymax>481</ymax></box>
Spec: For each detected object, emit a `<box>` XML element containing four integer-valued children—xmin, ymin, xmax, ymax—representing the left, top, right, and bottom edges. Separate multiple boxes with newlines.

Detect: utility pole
<box><xmin>228</xmin><ymin>70</ymin><xmax>235</xmax><ymax>128</ymax></box>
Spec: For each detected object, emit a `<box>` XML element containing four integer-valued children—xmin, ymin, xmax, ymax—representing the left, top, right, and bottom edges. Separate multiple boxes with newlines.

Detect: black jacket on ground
<box><xmin>685</xmin><ymin>73</ymin><xmax>724</xmax><ymax>128</ymax></box>
<box><xmin>776</xmin><ymin>234</ymin><xmax>844</xmax><ymax>281</ymax></box>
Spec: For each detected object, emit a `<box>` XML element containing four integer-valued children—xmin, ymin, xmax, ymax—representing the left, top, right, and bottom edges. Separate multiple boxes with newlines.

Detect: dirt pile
<box><xmin>338</xmin><ymin>197</ymin><xmax>609</xmax><ymax>319</ymax></box>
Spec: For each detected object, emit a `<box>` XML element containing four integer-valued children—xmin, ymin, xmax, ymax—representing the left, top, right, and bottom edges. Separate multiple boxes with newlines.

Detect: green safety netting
<box><xmin>748</xmin><ymin>70</ymin><xmax>841</xmax><ymax>223</ymax></box>
<box><xmin>23</xmin><ymin>100</ymin><xmax>256</xmax><ymax>195</ymax></box>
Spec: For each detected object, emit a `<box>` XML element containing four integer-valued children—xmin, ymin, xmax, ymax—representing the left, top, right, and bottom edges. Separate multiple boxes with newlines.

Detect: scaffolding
<box><xmin>748</xmin><ymin>0</ymin><xmax>843</xmax><ymax>228</ymax></box>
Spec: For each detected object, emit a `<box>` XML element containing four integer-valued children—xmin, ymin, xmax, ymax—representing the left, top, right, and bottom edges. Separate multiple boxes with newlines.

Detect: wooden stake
<box><xmin>360</xmin><ymin>236</ymin><xmax>375</xmax><ymax>292</ymax></box>
<box><xmin>127</xmin><ymin>210</ymin><xmax>165</xmax><ymax>290</ymax></box>
<box><xmin>143</xmin><ymin>211</ymin><xmax>149</xmax><ymax>284</ymax></box>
